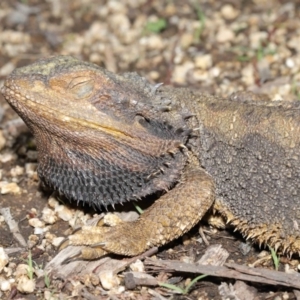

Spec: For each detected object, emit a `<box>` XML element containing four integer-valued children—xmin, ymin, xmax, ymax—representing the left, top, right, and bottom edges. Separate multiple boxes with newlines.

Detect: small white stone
<box><xmin>48</xmin><ymin>196</ymin><xmax>60</xmax><ymax>209</ymax></box>
<box><xmin>99</xmin><ymin>271</ymin><xmax>120</xmax><ymax>290</ymax></box>
<box><xmin>257</xmin><ymin>250</ymin><xmax>269</xmax><ymax>258</ymax></box>
<box><xmin>0</xmin><ymin>62</ymin><xmax>15</xmax><ymax>76</ymax></box>
<box><xmin>55</xmin><ymin>205</ymin><xmax>73</xmax><ymax>221</ymax></box>
<box><xmin>4</xmin><ymin>266</ymin><xmax>12</xmax><ymax>277</ymax></box>
<box><xmin>148</xmin><ymin>70</ymin><xmax>160</xmax><ymax>81</ymax></box>
<box><xmin>14</xmin><ymin>264</ymin><xmax>30</xmax><ymax>277</ymax></box>
<box><xmin>220</xmin><ymin>4</ymin><xmax>239</xmax><ymax>20</ymax></box>
<box><xmin>180</xmin><ymin>33</ymin><xmax>194</xmax><ymax>49</ymax></box>
<box><xmin>216</xmin><ymin>27</ymin><xmax>234</xmax><ymax>43</ymax></box>
<box><xmin>0</xmin><ymin>153</ymin><xmax>16</xmax><ymax>163</ymax></box>
<box><xmin>0</xmin><ymin>182</ymin><xmax>21</xmax><ymax>195</ymax></box>
<box><xmin>109</xmin><ymin>14</ymin><xmax>130</xmax><ymax>32</ymax></box>
<box><xmin>210</xmin><ymin>66</ymin><xmax>221</xmax><ymax>77</ymax></box>
<box><xmin>130</xmin><ymin>259</ymin><xmax>144</xmax><ymax>272</ymax></box>
<box><xmin>25</xmin><ymin>163</ymin><xmax>37</xmax><ymax>177</ymax></box>
<box><xmin>51</xmin><ymin>237</ymin><xmax>65</xmax><ymax>247</ymax></box>
<box><xmin>107</xmin><ymin>0</ymin><xmax>126</xmax><ymax>13</ymax></box>
<box><xmin>42</xmin><ymin>207</ymin><xmax>57</xmax><ymax>224</ymax></box>
<box><xmin>28</xmin><ymin>235</ymin><xmax>39</xmax><ymax>248</ymax></box>
<box><xmin>242</xmin><ymin>64</ymin><xmax>255</xmax><ymax>86</ymax></box>
<box><xmin>10</xmin><ymin>165</ymin><xmax>24</xmax><ymax>177</ymax></box>
<box><xmin>0</xmin><ymin>280</ymin><xmax>11</xmax><ymax>292</ymax></box>
<box><xmin>108</xmin><ymin>285</ymin><xmax>125</xmax><ymax>295</ymax></box>
<box><xmin>172</xmin><ymin>61</ymin><xmax>194</xmax><ymax>84</ymax></box>
<box><xmin>282</xmin><ymin>292</ymin><xmax>289</xmax><ymax>300</ymax></box>
<box><xmin>45</xmin><ymin>232</ymin><xmax>55</xmax><ymax>242</ymax></box>
<box><xmin>0</xmin><ymin>248</ymin><xmax>9</xmax><ymax>272</ymax></box>
<box><xmin>17</xmin><ymin>276</ymin><xmax>35</xmax><ymax>294</ymax></box>
<box><xmin>286</xmin><ymin>58</ymin><xmax>295</xmax><ymax>68</ymax></box>
<box><xmin>192</xmin><ymin>69</ymin><xmax>209</xmax><ymax>81</ymax></box>
<box><xmin>139</xmin><ymin>35</ymin><xmax>164</xmax><ymax>50</ymax></box>
<box><xmin>194</xmin><ymin>54</ymin><xmax>212</xmax><ymax>70</ymax></box>
<box><xmin>28</xmin><ymin>218</ymin><xmax>45</xmax><ymax>228</ymax></box>
<box><xmin>34</xmin><ymin>227</ymin><xmax>48</xmax><ymax>235</ymax></box>
<box><xmin>44</xmin><ymin>290</ymin><xmax>58</xmax><ymax>300</ymax></box>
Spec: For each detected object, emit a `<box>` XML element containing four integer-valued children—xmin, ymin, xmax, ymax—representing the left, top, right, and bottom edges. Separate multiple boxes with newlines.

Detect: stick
<box><xmin>145</xmin><ymin>258</ymin><xmax>300</xmax><ymax>289</ymax></box>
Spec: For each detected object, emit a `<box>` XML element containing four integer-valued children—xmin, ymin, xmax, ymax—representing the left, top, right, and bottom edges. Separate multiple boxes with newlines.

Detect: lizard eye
<box><xmin>68</xmin><ymin>77</ymin><xmax>95</xmax><ymax>99</ymax></box>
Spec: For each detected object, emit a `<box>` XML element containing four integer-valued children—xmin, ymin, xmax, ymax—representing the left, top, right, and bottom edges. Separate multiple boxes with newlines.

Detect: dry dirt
<box><xmin>0</xmin><ymin>0</ymin><xmax>300</xmax><ymax>299</ymax></box>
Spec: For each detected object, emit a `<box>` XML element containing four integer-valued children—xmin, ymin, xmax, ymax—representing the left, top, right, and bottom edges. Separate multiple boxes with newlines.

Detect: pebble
<box><xmin>0</xmin><ymin>248</ymin><xmax>9</xmax><ymax>273</ymax></box>
<box><xmin>55</xmin><ymin>205</ymin><xmax>73</xmax><ymax>221</ymax></box>
<box><xmin>180</xmin><ymin>33</ymin><xmax>194</xmax><ymax>49</ymax></box>
<box><xmin>0</xmin><ymin>182</ymin><xmax>21</xmax><ymax>195</ymax></box>
<box><xmin>14</xmin><ymin>264</ymin><xmax>30</xmax><ymax>277</ymax></box>
<box><xmin>17</xmin><ymin>275</ymin><xmax>35</xmax><ymax>294</ymax></box>
<box><xmin>172</xmin><ymin>61</ymin><xmax>194</xmax><ymax>84</ymax></box>
<box><xmin>98</xmin><ymin>271</ymin><xmax>120</xmax><ymax>290</ymax></box>
<box><xmin>48</xmin><ymin>196</ymin><xmax>60</xmax><ymax>209</ymax></box>
<box><xmin>28</xmin><ymin>218</ymin><xmax>45</xmax><ymax>228</ymax></box>
<box><xmin>34</xmin><ymin>227</ymin><xmax>48</xmax><ymax>235</ymax></box>
<box><xmin>241</xmin><ymin>64</ymin><xmax>255</xmax><ymax>86</ymax></box>
<box><xmin>257</xmin><ymin>250</ymin><xmax>269</xmax><ymax>258</ymax></box>
<box><xmin>220</xmin><ymin>4</ymin><xmax>239</xmax><ymax>20</ymax></box>
<box><xmin>140</xmin><ymin>35</ymin><xmax>164</xmax><ymax>50</ymax></box>
<box><xmin>28</xmin><ymin>235</ymin><xmax>39</xmax><ymax>248</ymax></box>
<box><xmin>0</xmin><ymin>153</ymin><xmax>17</xmax><ymax>163</ymax></box>
<box><xmin>51</xmin><ymin>237</ymin><xmax>65</xmax><ymax>247</ymax></box>
<box><xmin>44</xmin><ymin>290</ymin><xmax>58</xmax><ymax>300</ymax></box>
<box><xmin>130</xmin><ymin>259</ymin><xmax>144</xmax><ymax>272</ymax></box>
<box><xmin>192</xmin><ymin>69</ymin><xmax>209</xmax><ymax>82</ymax></box>
<box><xmin>216</xmin><ymin>27</ymin><xmax>234</xmax><ymax>43</ymax></box>
<box><xmin>0</xmin><ymin>31</ymin><xmax>31</xmax><ymax>57</ymax></box>
<box><xmin>10</xmin><ymin>165</ymin><xmax>24</xmax><ymax>177</ymax></box>
<box><xmin>107</xmin><ymin>0</ymin><xmax>126</xmax><ymax>13</ymax></box>
<box><xmin>286</xmin><ymin>58</ymin><xmax>295</xmax><ymax>68</ymax></box>
<box><xmin>194</xmin><ymin>54</ymin><xmax>212</xmax><ymax>70</ymax></box>
<box><xmin>0</xmin><ymin>62</ymin><xmax>14</xmax><ymax>77</ymax></box>
<box><xmin>42</xmin><ymin>207</ymin><xmax>57</xmax><ymax>224</ymax></box>
<box><xmin>0</xmin><ymin>279</ymin><xmax>11</xmax><ymax>292</ymax></box>
<box><xmin>25</xmin><ymin>163</ymin><xmax>37</xmax><ymax>178</ymax></box>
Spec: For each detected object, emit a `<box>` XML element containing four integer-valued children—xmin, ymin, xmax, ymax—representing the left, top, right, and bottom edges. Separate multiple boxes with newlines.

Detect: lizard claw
<box><xmin>58</xmin><ymin>237</ymin><xmax>70</xmax><ymax>251</ymax></box>
<box><xmin>61</xmin><ymin>249</ymin><xmax>82</xmax><ymax>265</ymax></box>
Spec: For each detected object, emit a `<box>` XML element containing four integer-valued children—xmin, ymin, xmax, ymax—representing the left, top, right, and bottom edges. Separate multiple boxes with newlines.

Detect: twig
<box><xmin>0</xmin><ymin>207</ymin><xmax>27</xmax><ymax>248</ymax></box>
<box><xmin>4</xmin><ymin>247</ymin><xmax>25</xmax><ymax>255</ymax></box>
<box><xmin>145</xmin><ymin>258</ymin><xmax>300</xmax><ymax>289</ymax></box>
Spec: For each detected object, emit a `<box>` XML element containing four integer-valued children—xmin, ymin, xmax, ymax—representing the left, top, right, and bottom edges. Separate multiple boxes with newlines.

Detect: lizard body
<box><xmin>2</xmin><ymin>55</ymin><xmax>300</xmax><ymax>258</ymax></box>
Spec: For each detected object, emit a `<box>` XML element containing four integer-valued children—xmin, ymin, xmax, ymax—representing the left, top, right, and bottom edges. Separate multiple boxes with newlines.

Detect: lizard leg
<box><xmin>63</xmin><ymin>162</ymin><xmax>215</xmax><ymax>258</ymax></box>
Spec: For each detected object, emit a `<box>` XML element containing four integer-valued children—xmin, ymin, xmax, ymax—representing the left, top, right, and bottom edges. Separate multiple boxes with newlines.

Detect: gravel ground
<box><xmin>0</xmin><ymin>0</ymin><xmax>300</xmax><ymax>299</ymax></box>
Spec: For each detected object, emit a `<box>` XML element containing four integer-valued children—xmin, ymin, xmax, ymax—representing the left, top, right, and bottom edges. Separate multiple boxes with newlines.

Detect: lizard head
<box><xmin>2</xmin><ymin>56</ymin><xmax>191</xmax><ymax>208</ymax></box>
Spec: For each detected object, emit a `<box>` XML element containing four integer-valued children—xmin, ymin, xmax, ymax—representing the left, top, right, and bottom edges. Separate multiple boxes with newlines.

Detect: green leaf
<box><xmin>145</xmin><ymin>18</ymin><xmax>167</xmax><ymax>33</ymax></box>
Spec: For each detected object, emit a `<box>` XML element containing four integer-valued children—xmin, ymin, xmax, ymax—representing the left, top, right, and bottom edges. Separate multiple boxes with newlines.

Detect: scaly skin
<box><xmin>2</xmin><ymin>55</ymin><xmax>300</xmax><ymax>259</ymax></box>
